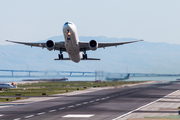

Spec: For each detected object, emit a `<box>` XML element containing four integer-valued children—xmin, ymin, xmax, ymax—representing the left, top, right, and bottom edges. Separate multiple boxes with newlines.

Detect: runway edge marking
<box><xmin>112</xmin><ymin>90</ymin><xmax>179</xmax><ymax>120</ymax></box>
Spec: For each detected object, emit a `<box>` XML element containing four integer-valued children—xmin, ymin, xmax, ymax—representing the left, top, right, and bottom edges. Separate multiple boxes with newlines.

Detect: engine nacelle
<box><xmin>89</xmin><ymin>40</ymin><xmax>98</xmax><ymax>51</ymax></box>
<box><xmin>46</xmin><ymin>40</ymin><xmax>55</xmax><ymax>51</ymax></box>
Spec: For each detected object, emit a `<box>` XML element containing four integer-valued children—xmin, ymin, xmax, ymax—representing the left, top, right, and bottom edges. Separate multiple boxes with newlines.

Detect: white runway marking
<box><xmin>112</xmin><ymin>90</ymin><xmax>179</xmax><ymax>120</ymax></box>
<box><xmin>83</xmin><ymin>102</ymin><xmax>88</xmax><ymax>104</ymax></box>
<box><xmin>95</xmin><ymin>99</ymin><xmax>100</xmax><ymax>101</ymax></box>
<box><xmin>0</xmin><ymin>115</ymin><xmax>3</xmax><ymax>117</ymax></box>
<box><xmin>14</xmin><ymin>118</ymin><xmax>21</xmax><ymax>120</ymax></box>
<box><xmin>76</xmin><ymin>104</ymin><xmax>81</xmax><ymax>106</ymax></box>
<box><xmin>101</xmin><ymin>98</ymin><xmax>105</xmax><ymax>100</ymax></box>
<box><xmin>89</xmin><ymin>100</ymin><xmax>94</xmax><ymax>103</ymax></box>
<box><xmin>49</xmin><ymin>109</ymin><xmax>56</xmax><ymax>112</ymax></box>
<box><xmin>68</xmin><ymin>105</ymin><xmax>75</xmax><ymax>108</ymax></box>
<box><xmin>37</xmin><ymin>112</ymin><xmax>46</xmax><ymax>115</ymax></box>
<box><xmin>59</xmin><ymin>107</ymin><xmax>65</xmax><ymax>110</ymax></box>
<box><xmin>24</xmin><ymin>115</ymin><xmax>34</xmax><ymax>118</ymax></box>
<box><xmin>63</xmin><ymin>114</ymin><xmax>94</xmax><ymax>118</ymax></box>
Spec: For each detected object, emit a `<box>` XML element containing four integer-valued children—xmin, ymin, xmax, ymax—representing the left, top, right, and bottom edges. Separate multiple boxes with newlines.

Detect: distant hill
<box><xmin>2</xmin><ymin>36</ymin><xmax>180</xmax><ymax>74</ymax></box>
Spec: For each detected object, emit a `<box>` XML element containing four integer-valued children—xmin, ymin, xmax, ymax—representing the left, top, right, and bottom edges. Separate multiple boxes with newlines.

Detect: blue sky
<box><xmin>1</xmin><ymin>0</ymin><xmax>180</xmax><ymax>45</ymax></box>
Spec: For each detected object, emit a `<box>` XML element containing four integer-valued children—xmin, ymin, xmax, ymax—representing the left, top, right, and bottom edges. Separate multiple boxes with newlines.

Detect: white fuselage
<box><xmin>63</xmin><ymin>22</ymin><xmax>82</xmax><ymax>63</ymax></box>
<box><xmin>0</xmin><ymin>84</ymin><xmax>13</xmax><ymax>89</ymax></box>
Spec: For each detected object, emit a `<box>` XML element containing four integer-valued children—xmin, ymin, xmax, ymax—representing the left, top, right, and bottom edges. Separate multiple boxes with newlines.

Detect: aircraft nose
<box><xmin>63</xmin><ymin>23</ymin><xmax>71</xmax><ymax>30</ymax></box>
<box><xmin>64</xmin><ymin>22</ymin><xmax>73</xmax><ymax>27</ymax></box>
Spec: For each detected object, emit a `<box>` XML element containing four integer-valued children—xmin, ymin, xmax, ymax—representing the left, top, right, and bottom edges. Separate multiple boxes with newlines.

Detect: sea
<box><xmin>0</xmin><ymin>76</ymin><xmax>179</xmax><ymax>83</ymax></box>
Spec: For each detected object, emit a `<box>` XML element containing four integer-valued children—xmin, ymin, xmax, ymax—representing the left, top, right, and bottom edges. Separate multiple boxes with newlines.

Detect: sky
<box><xmin>1</xmin><ymin>0</ymin><xmax>180</xmax><ymax>45</ymax></box>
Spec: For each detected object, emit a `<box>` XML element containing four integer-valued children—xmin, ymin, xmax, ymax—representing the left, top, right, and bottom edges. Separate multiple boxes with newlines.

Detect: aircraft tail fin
<box><xmin>124</xmin><ymin>73</ymin><xmax>130</xmax><ymax>79</ymax></box>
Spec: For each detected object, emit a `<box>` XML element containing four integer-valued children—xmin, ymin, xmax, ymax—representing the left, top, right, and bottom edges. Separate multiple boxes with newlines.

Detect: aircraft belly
<box><xmin>66</xmin><ymin>44</ymin><xmax>81</xmax><ymax>63</ymax></box>
<box><xmin>68</xmin><ymin>52</ymin><xmax>81</xmax><ymax>63</ymax></box>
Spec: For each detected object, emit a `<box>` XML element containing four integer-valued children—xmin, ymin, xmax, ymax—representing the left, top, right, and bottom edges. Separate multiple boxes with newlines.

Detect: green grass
<box><xmin>0</xmin><ymin>81</ymin><xmax>147</xmax><ymax>96</ymax></box>
<box><xmin>145</xmin><ymin>115</ymin><xmax>180</xmax><ymax>119</ymax></box>
<box><xmin>0</xmin><ymin>98</ymin><xmax>27</xmax><ymax>102</ymax></box>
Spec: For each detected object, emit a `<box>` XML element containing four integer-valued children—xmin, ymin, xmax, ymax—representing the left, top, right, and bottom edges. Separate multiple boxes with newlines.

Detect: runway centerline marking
<box><xmin>49</xmin><ymin>109</ymin><xmax>56</xmax><ymax>112</ymax></box>
<box><xmin>95</xmin><ymin>99</ymin><xmax>100</xmax><ymax>101</ymax></box>
<box><xmin>112</xmin><ymin>90</ymin><xmax>179</xmax><ymax>120</ymax></box>
<box><xmin>0</xmin><ymin>115</ymin><xmax>3</xmax><ymax>117</ymax></box>
<box><xmin>76</xmin><ymin>104</ymin><xmax>81</xmax><ymax>106</ymax></box>
<box><xmin>83</xmin><ymin>102</ymin><xmax>88</xmax><ymax>104</ymax></box>
<box><xmin>59</xmin><ymin>107</ymin><xmax>65</xmax><ymax>110</ymax></box>
<box><xmin>14</xmin><ymin>118</ymin><xmax>21</xmax><ymax>120</ymax></box>
<box><xmin>37</xmin><ymin>112</ymin><xmax>46</xmax><ymax>115</ymax></box>
<box><xmin>62</xmin><ymin>114</ymin><xmax>94</xmax><ymax>118</ymax></box>
<box><xmin>24</xmin><ymin>115</ymin><xmax>34</xmax><ymax>118</ymax></box>
<box><xmin>68</xmin><ymin>105</ymin><xmax>75</xmax><ymax>108</ymax></box>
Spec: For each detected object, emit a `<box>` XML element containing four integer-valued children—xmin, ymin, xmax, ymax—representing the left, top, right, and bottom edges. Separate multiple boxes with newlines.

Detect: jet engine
<box><xmin>46</xmin><ymin>40</ymin><xmax>55</xmax><ymax>51</ymax></box>
<box><xmin>89</xmin><ymin>40</ymin><xmax>98</xmax><ymax>51</ymax></box>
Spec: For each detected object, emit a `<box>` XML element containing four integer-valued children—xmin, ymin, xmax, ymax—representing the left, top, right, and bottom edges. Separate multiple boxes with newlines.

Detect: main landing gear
<box><xmin>83</xmin><ymin>49</ymin><xmax>87</xmax><ymax>59</ymax></box>
<box><xmin>58</xmin><ymin>48</ymin><xmax>63</xmax><ymax>59</ymax></box>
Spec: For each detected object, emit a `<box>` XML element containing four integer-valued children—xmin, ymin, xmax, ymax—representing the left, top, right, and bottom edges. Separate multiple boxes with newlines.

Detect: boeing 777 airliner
<box><xmin>6</xmin><ymin>22</ymin><xmax>143</xmax><ymax>63</ymax></box>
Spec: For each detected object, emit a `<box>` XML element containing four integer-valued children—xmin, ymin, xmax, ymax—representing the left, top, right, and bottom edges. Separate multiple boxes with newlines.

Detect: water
<box><xmin>0</xmin><ymin>76</ymin><xmax>179</xmax><ymax>83</ymax></box>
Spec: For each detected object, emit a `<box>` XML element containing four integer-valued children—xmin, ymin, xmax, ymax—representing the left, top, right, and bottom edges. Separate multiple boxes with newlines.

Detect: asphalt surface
<box><xmin>0</xmin><ymin>81</ymin><xmax>180</xmax><ymax>120</ymax></box>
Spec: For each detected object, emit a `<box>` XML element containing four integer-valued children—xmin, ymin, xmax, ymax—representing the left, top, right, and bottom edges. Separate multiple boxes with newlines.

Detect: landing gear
<box><xmin>83</xmin><ymin>54</ymin><xmax>87</xmax><ymax>59</ymax></box>
<box><xmin>58</xmin><ymin>48</ymin><xmax>63</xmax><ymax>59</ymax></box>
<box><xmin>58</xmin><ymin>54</ymin><xmax>63</xmax><ymax>59</ymax></box>
<box><xmin>83</xmin><ymin>49</ymin><xmax>87</xmax><ymax>59</ymax></box>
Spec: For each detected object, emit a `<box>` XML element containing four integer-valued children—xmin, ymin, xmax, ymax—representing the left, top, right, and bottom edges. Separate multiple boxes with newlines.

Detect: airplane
<box><xmin>0</xmin><ymin>82</ymin><xmax>17</xmax><ymax>90</ymax></box>
<box><xmin>6</xmin><ymin>22</ymin><xmax>143</xmax><ymax>63</ymax></box>
<box><xmin>106</xmin><ymin>73</ymin><xmax>130</xmax><ymax>81</ymax></box>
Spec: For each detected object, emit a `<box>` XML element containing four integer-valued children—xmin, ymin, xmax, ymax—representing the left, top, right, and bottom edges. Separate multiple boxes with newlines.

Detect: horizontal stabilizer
<box><xmin>54</xmin><ymin>58</ymin><xmax>100</xmax><ymax>60</ymax></box>
<box><xmin>81</xmin><ymin>58</ymin><xmax>100</xmax><ymax>60</ymax></box>
<box><xmin>54</xmin><ymin>58</ymin><xmax>71</xmax><ymax>60</ymax></box>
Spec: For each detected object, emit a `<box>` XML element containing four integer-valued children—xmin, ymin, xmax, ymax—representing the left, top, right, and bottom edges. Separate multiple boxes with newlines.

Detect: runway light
<box><xmin>68</xmin><ymin>32</ymin><xmax>71</xmax><ymax>35</ymax></box>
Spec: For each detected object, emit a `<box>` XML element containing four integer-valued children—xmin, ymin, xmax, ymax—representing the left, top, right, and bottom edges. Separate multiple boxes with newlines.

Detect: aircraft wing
<box><xmin>6</xmin><ymin>40</ymin><xmax>66</xmax><ymax>51</ymax></box>
<box><xmin>79</xmin><ymin>40</ymin><xmax>143</xmax><ymax>51</ymax></box>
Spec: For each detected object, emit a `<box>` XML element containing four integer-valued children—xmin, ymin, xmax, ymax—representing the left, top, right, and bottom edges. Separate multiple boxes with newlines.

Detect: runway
<box><xmin>0</xmin><ymin>81</ymin><xmax>179</xmax><ymax>120</ymax></box>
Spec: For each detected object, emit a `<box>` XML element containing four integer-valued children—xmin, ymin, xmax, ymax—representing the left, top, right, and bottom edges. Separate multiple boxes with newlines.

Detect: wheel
<box><xmin>58</xmin><ymin>54</ymin><xmax>63</xmax><ymax>59</ymax></box>
<box><xmin>83</xmin><ymin>54</ymin><xmax>85</xmax><ymax>59</ymax></box>
<box><xmin>61</xmin><ymin>54</ymin><xmax>63</xmax><ymax>59</ymax></box>
<box><xmin>85</xmin><ymin>54</ymin><xmax>87</xmax><ymax>59</ymax></box>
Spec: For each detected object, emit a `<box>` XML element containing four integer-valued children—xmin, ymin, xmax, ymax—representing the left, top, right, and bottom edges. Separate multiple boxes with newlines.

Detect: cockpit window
<box><xmin>64</xmin><ymin>22</ymin><xmax>72</xmax><ymax>25</ymax></box>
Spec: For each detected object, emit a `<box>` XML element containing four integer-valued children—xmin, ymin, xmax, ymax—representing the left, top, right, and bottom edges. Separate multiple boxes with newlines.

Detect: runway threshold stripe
<box><xmin>112</xmin><ymin>90</ymin><xmax>179</xmax><ymax>120</ymax></box>
<box><xmin>63</xmin><ymin>114</ymin><xmax>94</xmax><ymax>118</ymax></box>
